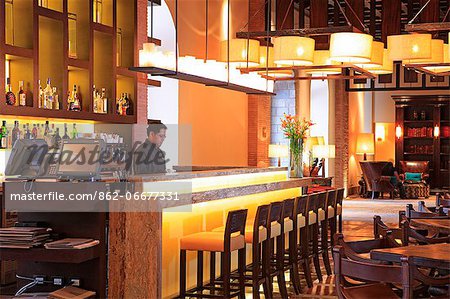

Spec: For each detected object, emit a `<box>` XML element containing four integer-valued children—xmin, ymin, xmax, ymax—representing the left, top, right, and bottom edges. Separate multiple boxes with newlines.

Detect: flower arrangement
<box><xmin>281</xmin><ymin>114</ymin><xmax>314</xmax><ymax>177</ymax></box>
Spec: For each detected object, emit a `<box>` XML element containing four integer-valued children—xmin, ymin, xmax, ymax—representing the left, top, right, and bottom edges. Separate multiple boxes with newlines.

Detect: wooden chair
<box><xmin>373</xmin><ymin>215</ymin><xmax>405</xmax><ymax>246</ymax></box>
<box><xmin>326</xmin><ymin>189</ymin><xmax>338</xmax><ymax>246</ymax></box>
<box><xmin>406</xmin><ymin>204</ymin><xmax>450</xmax><ymax>219</ymax></box>
<box><xmin>436</xmin><ymin>193</ymin><xmax>450</xmax><ymax>208</ymax></box>
<box><xmin>418</xmin><ymin>201</ymin><xmax>448</xmax><ymax>216</ymax></box>
<box><xmin>294</xmin><ymin>194</ymin><xmax>313</xmax><ymax>288</ymax></box>
<box><xmin>317</xmin><ymin>191</ymin><xmax>332</xmax><ymax>276</ymax></box>
<box><xmin>306</xmin><ymin>192</ymin><xmax>323</xmax><ymax>281</ymax></box>
<box><xmin>336</xmin><ymin>188</ymin><xmax>345</xmax><ymax>233</ymax></box>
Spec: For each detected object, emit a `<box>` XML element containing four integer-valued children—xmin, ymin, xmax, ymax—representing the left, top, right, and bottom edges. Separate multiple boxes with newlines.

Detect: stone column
<box><xmin>295</xmin><ymin>71</ymin><xmax>311</xmax><ymax>120</ymax></box>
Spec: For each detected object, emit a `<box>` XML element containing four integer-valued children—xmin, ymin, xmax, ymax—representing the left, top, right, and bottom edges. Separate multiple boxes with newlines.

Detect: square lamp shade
<box><xmin>306</xmin><ymin>136</ymin><xmax>325</xmax><ymax>151</ymax></box>
<box><xmin>313</xmin><ymin>145</ymin><xmax>336</xmax><ymax>159</ymax></box>
<box><xmin>356</xmin><ymin>133</ymin><xmax>375</xmax><ymax>160</ymax></box>
<box><xmin>269</xmin><ymin>144</ymin><xmax>288</xmax><ymax>167</ymax></box>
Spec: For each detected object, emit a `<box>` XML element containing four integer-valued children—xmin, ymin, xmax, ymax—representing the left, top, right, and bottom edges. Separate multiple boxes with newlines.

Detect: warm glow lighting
<box><xmin>355</xmin><ymin>41</ymin><xmax>384</xmax><ymax>68</ymax></box>
<box><xmin>408</xmin><ymin>39</ymin><xmax>444</xmax><ymax>64</ymax></box>
<box><xmin>257</xmin><ymin>46</ymin><xmax>293</xmax><ymax>78</ymax></box>
<box><xmin>220</xmin><ymin>38</ymin><xmax>260</xmax><ymax>67</ymax></box>
<box><xmin>313</xmin><ymin>145</ymin><xmax>336</xmax><ymax>159</ymax></box>
<box><xmin>365</xmin><ymin>49</ymin><xmax>394</xmax><ymax>74</ymax></box>
<box><xmin>424</xmin><ymin>44</ymin><xmax>450</xmax><ymax>73</ymax></box>
<box><xmin>306</xmin><ymin>136</ymin><xmax>325</xmax><ymax>151</ymax></box>
<box><xmin>434</xmin><ymin>125</ymin><xmax>440</xmax><ymax>138</ymax></box>
<box><xmin>306</xmin><ymin>50</ymin><xmax>341</xmax><ymax>75</ymax></box>
<box><xmin>356</xmin><ymin>133</ymin><xmax>375</xmax><ymax>160</ymax></box>
<box><xmin>329</xmin><ymin>32</ymin><xmax>373</xmax><ymax>63</ymax></box>
<box><xmin>396</xmin><ymin>125</ymin><xmax>403</xmax><ymax>139</ymax></box>
<box><xmin>387</xmin><ymin>33</ymin><xmax>432</xmax><ymax>62</ymax></box>
<box><xmin>375</xmin><ymin>123</ymin><xmax>386</xmax><ymax>142</ymax></box>
<box><xmin>268</xmin><ymin>144</ymin><xmax>289</xmax><ymax>158</ymax></box>
<box><xmin>273</xmin><ymin>36</ymin><xmax>315</xmax><ymax>66</ymax></box>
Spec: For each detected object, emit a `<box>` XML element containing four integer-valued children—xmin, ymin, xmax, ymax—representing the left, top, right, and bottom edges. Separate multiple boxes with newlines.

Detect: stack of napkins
<box><xmin>44</xmin><ymin>238</ymin><xmax>99</xmax><ymax>249</ymax></box>
<box><xmin>0</xmin><ymin>227</ymin><xmax>51</xmax><ymax>249</ymax></box>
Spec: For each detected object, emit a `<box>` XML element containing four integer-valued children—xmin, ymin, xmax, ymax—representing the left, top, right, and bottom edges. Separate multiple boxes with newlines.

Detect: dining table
<box><xmin>370</xmin><ymin>243</ymin><xmax>450</xmax><ymax>270</ymax></box>
<box><xmin>410</xmin><ymin>218</ymin><xmax>450</xmax><ymax>235</ymax></box>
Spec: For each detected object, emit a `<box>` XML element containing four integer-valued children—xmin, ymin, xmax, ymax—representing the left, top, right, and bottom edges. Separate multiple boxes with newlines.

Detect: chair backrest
<box><xmin>295</xmin><ymin>195</ymin><xmax>308</xmax><ymax>217</ymax></box>
<box><xmin>399</xmin><ymin>217</ymin><xmax>450</xmax><ymax>245</ymax></box>
<box><xmin>373</xmin><ymin>215</ymin><xmax>405</xmax><ymax>246</ymax></box>
<box><xmin>418</xmin><ymin>200</ymin><xmax>446</xmax><ymax>215</ymax></box>
<box><xmin>283</xmin><ymin>198</ymin><xmax>295</xmax><ymax>220</ymax></box>
<box><xmin>336</xmin><ymin>188</ymin><xmax>345</xmax><ymax>206</ymax></box>
<box><xmin>224</xmin><ymin>209</ymin><xmax>247</xmax><ymax>240</ymax></box>
<box><xmin>316</xmin><ymin>191</ymin><xmax>327</xmax><ymax>211</ymax></box>
<box><xmin>333</xmin><ymin>245</ymin><xmax>404</xmax><ymax>299</ymax></box>
<box><xmin>253</xmin><ymin>204</ymin><xmax>270</xmax><ymax>243</ymax></box>
<box><xmin>436</xmin><ymin>193</ymin><xmax>450</xmax><ymax>208</ymax></box>
<box><xmin>359</xmin><ymin>161</ymin><xmax>389</xmax><ymax>191</ymax></box>
<box><xmin>327</xmin><ymin>189</ymin><xmax>337</xmax><ymax>208</ymax></box>
<box><xmin>269</xmin><ymin>201</ymin><xmax>284</xmax><ymax>224</ymax></box>
<box><xmin>307</xmin><ymin>193</ymin><xmax>319</xmax><ymax>213</ymax></box>
<box><xmin>406</xmin><ymin>204</ymin><xmax>449</xmax><ymax>219</ymax></box>
<box><xmin>399</xmin><ymin>160</ymin><xmax>430</xmax><ymax>175</ymax></box>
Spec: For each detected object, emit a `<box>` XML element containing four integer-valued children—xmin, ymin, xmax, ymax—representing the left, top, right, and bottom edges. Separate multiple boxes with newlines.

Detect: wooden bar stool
<box><xmin>317</xmin><ymin>191</ymin><xmax>332</xmax><ymax>276</ymax></box>
<box><xmin>336</xmin><ymin>188</ymin><xmax>344</xmax><ymax>233</ymax></box>
<box><xmin>326</xmin><ymin>189</ymin><xmax>337</xmax><ymax>246</ymax></box>
<box><xmin>212</xmin><ymin>205</ymin><xmax>272</xmax><ymax>298</ymax></box>
<box><xmin>294</xmin><ymin>194</ymin><xmax>313</xmax><ymax>288</ymax></box>
<box><xmin>179</xmin><ymin>209</ymin><xmax>248</xmax><ymax>298</ymax></box>
<box><xmin>305</xmin><ymin>193</ymin><xmax>322</xmax><ymax>282</ymax></box>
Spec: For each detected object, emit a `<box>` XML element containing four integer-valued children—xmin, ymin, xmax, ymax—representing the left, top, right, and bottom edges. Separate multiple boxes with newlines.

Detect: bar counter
<box><xmin>108</xmin><ymin>167</ymin><xmax>314</xmax><ymax>298</ymax></box>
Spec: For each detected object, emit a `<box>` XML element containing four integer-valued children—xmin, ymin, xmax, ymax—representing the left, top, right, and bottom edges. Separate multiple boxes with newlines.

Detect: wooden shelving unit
<box><xmin>394</xmin><ymin>95</ymin><xmax>450</xmax><ymax>189</ymax></box>
<box><xmin>0</xmin><ymin>0</ymin><xmax>137</xmax><ymax>124</ymax></box>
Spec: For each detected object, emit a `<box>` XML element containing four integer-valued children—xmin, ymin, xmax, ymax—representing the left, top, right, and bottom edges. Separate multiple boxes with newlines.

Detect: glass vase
<box><xmin>289</xmin><ymin>138</ymin><xmax>304</xmax><ymax>178</ymax></box>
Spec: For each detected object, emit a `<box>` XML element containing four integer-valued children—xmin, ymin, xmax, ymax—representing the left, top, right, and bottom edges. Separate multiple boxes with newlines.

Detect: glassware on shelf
<box><xmin>116</xmin><ymin>28</ymin><xmax>122</xmax><ymax>66</ymax></box>
<box><xmin>93</xmin><ymin>0</ymin><xmax>103</xmax><ymax>24</ymax></box>
<box><xmin>68</xmin><ymin>13</ymin><xmax>78</xmax><ymax>58</ymax></box>
<box><xmin>5</xmin><ymin>0</ymin><xmax>14</xmax><ymax>45</ymax></box>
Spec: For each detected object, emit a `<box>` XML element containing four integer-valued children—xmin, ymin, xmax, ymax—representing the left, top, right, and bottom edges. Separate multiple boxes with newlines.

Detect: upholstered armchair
<box><xmin>359</xmin><ymin>161</ymin><xmax>395</xmax><ymax>199</ymax></box>
<box><xmin>398</xmin><ymin>161</ymin><xmax>430</xmax><ymax>183</ymax></box>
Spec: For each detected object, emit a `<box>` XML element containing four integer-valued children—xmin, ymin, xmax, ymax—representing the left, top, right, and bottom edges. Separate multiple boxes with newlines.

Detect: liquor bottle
<box><xmin>25</xmin><ymin>124</ymin><xmax>31</xmax><ymax>140</ymax></box>
<box><xmin>54</xmin><ymin>127</ymin><xmax>62</xmax><ymax>149</ymax></box>
<box><xmin>62</xmin><ymin>124</ymin><xmax>70</xmax><ymax>139</ymax></box>
<box><xmin>31</xmin><ymin>124</ymin><xmax>38</xmax><ymax>139</ymax></box>
<box><xmin>67</xmin><ymin>90</ymin><xmax>73</xmax><ymax>111</ymax></box>
<box><xmin>5</xmin><ymin>78</ymin><xmax>16</xmax><ymax>106</ymax></box>
<box><xmin>125</xmin><ymin>93</ymin><xmax>133</xmax><ymax>115</ymax></box>
<box><xmin>36</xmin><ymin>124</ymin><xmax>42</xmax><ymax>139</ymax></box>
<box><xmin>18</xmin><ymin>81</ymin><xmax>26</xmax><ymax>106</ymax></box>
<box><xmin>122</xmin><ymin>93</ymin><xmax>130</xmax><ymax>115</ymax></box>
<box><xmin>70</xmin><ymin>85</ymin><xmax>81</xmax><ymax>111</ymax></box>
<box><xmin>7</xmin><ymin>123</ymin><xmax>12</xmax><ymax>148</ymax></box>
<box><xmin>38</xmin><ymin>80</ymin><xmax>44</xmax><ymax>108</ymax></box>
<box><xmin>93</xmin><ymin>85</ymin><xmax>98</xmax><ymax>113</ymax></box>
<box><xmin>12</xmin><ymin>121</ymin><xmax>19</xmax><ymax>146</ymax></box>
<box><xmin>72</xmin><ymin>123</ymin><xmax>78</xmax><ymax>139</ymax></box>
<box><xmin>101</xmin><ymin>88</ymin><xmax>108</xmax><ymax>114</ymax></box>
<box><xmin>44</xmin><ymin>121</ymin><xmax>50</xmax><ymax>137</ymax></box>
<box><xmin>53</xmin><ymin>87</ymin><xmax>60</xmax><ymax>110</ymax></box>
<box><xmin>0</xmin><ymin>121</ymin><xmax>7</xmax><ymax>149</ymax></box>
<box><xmin>116</xmin><ymin>93</ymin><xmax>123</xmax><ymax>115</ymax></box>
<box><xmin>44</xmin><ymin>78</ymin><xmax>53</xmax><ymax>110</ymax></box>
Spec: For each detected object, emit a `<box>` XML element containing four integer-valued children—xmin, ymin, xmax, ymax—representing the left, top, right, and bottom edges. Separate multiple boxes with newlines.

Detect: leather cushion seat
<box><xmin>337</xmin><ymin>203</ymin><xmax>342</xmax><ymax>216</ymax></box>
<box><xmin>180</xmin><ymin>232</ymin><xmax>245</xmax><ymax>252</ymax></box>
<box><xmin>297</xmin><ymin>214</ymin><xmax>306</xmax><ymax>228</ymax></box>
<box><xmin>308</xmin><ymin>211</ymin><xmax>317</xmax><ymax>225</ymax></box>
<box><xmin>318</xmin><ymin>208</ymin><xmax>326</xmax><ymax>221</ymax></box>
<box><xmin>212</xmin><ymin>225</ymin><xmax>267</xmax><ymax>244</ymax></box>
<box><xmin>328</xmin><ymin>206</ymin><xmax>335</xmax><ymax>218</ymax></box>
<box><xmin>284</xmin><ymin>218</ymin><xmax>294</xmax><ymax>232</ymax></box>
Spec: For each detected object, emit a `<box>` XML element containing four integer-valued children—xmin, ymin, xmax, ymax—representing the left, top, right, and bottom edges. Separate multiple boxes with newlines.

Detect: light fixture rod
<box><xmin>408</xmin><ymin>0</ymin><xmax>431</xmax><ymax>24</ymax></box>
<box><xmin>279</xmin><ymin>0</ymin><xmax>295</xmax><ymax>30</ymax></box>
<box><xmin>238</xmin><ymin>0</ymin><xmax>270</xmax><ymax>32</ymax></box>
<box><xmin>333</xmin><ymin>0</ymin><xmax>352</xmax><ymax>27</ymax></box>
<box><xmin>341</xmin><ymin>0</ymin><xmax>368</xmax><ymax>32</ymax></box>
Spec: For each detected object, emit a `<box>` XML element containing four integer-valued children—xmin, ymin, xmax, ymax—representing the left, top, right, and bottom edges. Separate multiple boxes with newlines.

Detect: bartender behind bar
<box><xmin>133</xmin><ymin>123</ymin><xmax>167</xmax><ymax>174</ymax></box>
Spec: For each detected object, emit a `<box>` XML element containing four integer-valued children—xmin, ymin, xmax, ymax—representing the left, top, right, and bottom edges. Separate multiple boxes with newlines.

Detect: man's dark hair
<box><xmin>147</xmin><ymin>123</ymin><xmax>167</xmax><ymax>136</ymax></box>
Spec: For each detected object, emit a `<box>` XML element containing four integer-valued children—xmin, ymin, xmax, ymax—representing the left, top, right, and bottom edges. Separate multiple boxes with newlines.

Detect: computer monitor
<box><xmin>57</xmin><ymin>139</ymin><xmax>105</xmax><ymax>179</ymax></box>
<box><xmin>5</xmin><ymin>139</ymin><xmax>49</xmax><ymax>177</ymax></box>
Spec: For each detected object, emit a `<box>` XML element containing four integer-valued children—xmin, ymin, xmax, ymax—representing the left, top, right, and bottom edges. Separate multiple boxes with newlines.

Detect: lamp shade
<box><xmin>273</xmin><ymin>36</ymin><xmax>315</xmax><ymax>66</ymax></box>
<box><xmin>387</xmin><ymin>33</ymin><xmax>432</xmax><ymax>62</ymax></box>
<box><xmin>356</xmin><ymin>133</ymin><xmax>375</xmax><ymax>155</ymax></box>
<box><xmin>365</xmin><ymin>49</ymin><xmax>393</xmax><ymax>74</ymax></box>
<box><xmin>220</xmin><ymin>38</ymin><xmax>260</xmax><ymax>67</ymax></box>
<box><xmin>408</xmin><ymin>39</ymin><xmax>444</xmax><ymax>64</ymax></box>
<box><xmin>329</xmin><ymin>32</ymin><xmax>373</xmax><ymax>63</ymax></box>
<box><xmin>306</xmin><ymin>136</ymin><xmax>325</xmax><ymax>150</ymax></box>
<box><xmin>268</xmin><ymin>144</ymin><xmax>289</xmax><ymax>158</ymax></box>
<box><xmin>355</xmin><ymin>41</ymin><xmax>384</xmax><ymax>68</ymax></box>
<box><xmin>306</xmin><ymin>50</ymin><xmax>341</xmax><ymax>75</ymax></box>
<box><xmin>313</xmin><ymin>145</ymin><xmax>335</xmax><ymax>159</ymax></box>
<box><xmin>258</xmin><ymin>46</ymin><xmax>293</xmax><ymax>78</ymax></box>
<box><xmin>424</xmin><ymin>44</ymin><xmax>450</xmax><ymax>73</ymax></box>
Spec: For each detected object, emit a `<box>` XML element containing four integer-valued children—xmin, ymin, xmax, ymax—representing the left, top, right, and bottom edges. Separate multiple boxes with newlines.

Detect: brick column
<box><xmin>248</xmin><ymin>95</ymin><xmax>272</xmax><ymax>167</ymax></box>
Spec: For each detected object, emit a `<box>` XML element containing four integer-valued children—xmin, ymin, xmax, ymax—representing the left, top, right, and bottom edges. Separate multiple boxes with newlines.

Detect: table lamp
<box><xmin>356</xmin><ymin>133</ymin><xmax>375</xmax><ymax>160</ymax></box>
<box><xmin>313</xmin><ymin>144</ymin><xmax>336</xmax><ymax>177</ymax></box>
<box><xmin>268</xmin><ymin>144</ymin><xmax>289</xmax><ymax>167</ymax></box>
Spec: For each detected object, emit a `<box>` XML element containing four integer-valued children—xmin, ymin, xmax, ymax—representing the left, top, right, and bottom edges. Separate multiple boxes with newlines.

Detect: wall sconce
<box><xmin>395</xmin><ymin>125</ymin><xmax>402</xmax><ymax>139</ymax></box>
<box><xmin>375</xmin><ymin>124</ymin><xmax>385</xmax><ymax>142</ymax></box>
<box><xmin>434</xmin><ymin>125</ymin><xmax>440</xmax><ymax>138</ymax></box>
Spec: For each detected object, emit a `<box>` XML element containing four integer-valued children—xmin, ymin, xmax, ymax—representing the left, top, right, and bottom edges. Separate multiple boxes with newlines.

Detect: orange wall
<box><xmin>164</xmin><ymin>0</ymin><xmax>250</xmax><ymax>166</ymax></box>
<box><xmin>375</xmin><ymin>123</ymin><xmax>395</xmax><ymax>163</ymax></box>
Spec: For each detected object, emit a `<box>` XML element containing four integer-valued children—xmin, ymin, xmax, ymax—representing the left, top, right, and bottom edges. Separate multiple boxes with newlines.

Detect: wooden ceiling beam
<box><xmin>235</xmin><ymin>25</ymin><xmax>360</xmax><ymax>39</ymax></box>
<box><xmin>405</xmin><ymin>22</ymin><xmax>450</xmax><ymax>32</ymax></box>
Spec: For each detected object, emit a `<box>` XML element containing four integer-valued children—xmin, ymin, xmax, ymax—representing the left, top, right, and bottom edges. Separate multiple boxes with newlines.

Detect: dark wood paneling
<box><xmin>381</xmin><ymin>0</ymin><xmax>401</xmax><ymax>43</ymax></box>
<box><xmin>346</xmin><ymin>0</ymin><xmax>364</xmax><ymax>32</ymax></box>
<box><xmin>310</xmin><ymin>0</ymin><xmax>328</xmax><ymax>45</ymax></box>
<box><xmin>276</xmin><ymin>0</ymin><xmax>294</xmax><ymax>30</ymax></box>
<box><xmin>419</xmin><ymin>0</ymin><xmax>440</xmax><ymax>23</ymax></box>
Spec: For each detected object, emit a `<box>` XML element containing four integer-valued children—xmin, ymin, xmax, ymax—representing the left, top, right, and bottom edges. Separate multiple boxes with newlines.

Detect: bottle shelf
<box><xmin>93</xmin><ymin>22</ymin><xmax>115</xmax><ymax>35</ymax></box>
<box><xmin>68</xmin><ymin>58</ymin><xmax>90</xmax><ymax>70</ymax></box>
<box><xmin>37</xmin><ymin>6</ymin><xmax>65</xmax><ymax>21</ymax></box>
<box><xmin>4</xmin><ymin>45</ymin><xmax>33</xmax><ymax>59</ymax></box>
<box><xmin>404</xmin><ymin>120</ymin><xmax>434</xmax><ymax>124</ymax></box>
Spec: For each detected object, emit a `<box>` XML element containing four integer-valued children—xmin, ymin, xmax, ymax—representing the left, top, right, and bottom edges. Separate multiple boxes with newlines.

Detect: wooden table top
<box><xmin>371</xmin><ymin>243</ymin><xmax>450</xmax><ymax>270</ymax></box>
<box><xmin>410</xmin><ymin>218</ymin><xmax>450</xmax><ymax>234</ymax></box>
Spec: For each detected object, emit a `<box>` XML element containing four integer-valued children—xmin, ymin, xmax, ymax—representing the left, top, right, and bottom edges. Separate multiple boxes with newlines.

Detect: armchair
<box><xmin>398</xmin><ymin>161</ymin><xmax>430</xmax><ymax>183</ymax></box>
<box><xmin>360</xmin><ymin>161</ymin><xmax>395</xmax><ymax>199</ymax></box>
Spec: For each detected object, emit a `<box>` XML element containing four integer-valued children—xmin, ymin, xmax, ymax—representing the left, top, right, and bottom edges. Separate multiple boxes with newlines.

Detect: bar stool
<box><xmin>336</xmin><ymin>188</ymin><xmax>345</xmax><ymax>233</ymax></box>
<box><xmin>317</xmin><ymin>191</ymin><xmax>332</xmax><ymax>276</ymax></box>
<box><xmin>305</xmin><ymin>193</ymin><xmax>322</xmax><ymax>281</ymax></box>
<box><xmin>212</xmin><ymin>205</ymin><xmax>272</xmax><ymax>298</ymax></box>
<box><xmin>326</xmin><ymin>189</ymin><xmax>337</xmax><ymax>246</ymax></box>
<box><xmin>179</xmin><ymin>209</ymin><xmax>248</xmax><ymax>298</ymax></box>
<box><xmin>294</xmin><ymin>194</ymin><xmax>313</xmax><ymax>288</ymax></box>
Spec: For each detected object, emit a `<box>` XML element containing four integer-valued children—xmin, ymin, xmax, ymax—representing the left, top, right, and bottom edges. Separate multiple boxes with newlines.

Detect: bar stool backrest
<box><xmin>307</xmin><ymin>193</ymin><xmax>319</xmax><ymax>213</ymax></box>
<box><xmin>225</xmin><ymin>209</ymin><xmax>248</xmax><ymax>240</ymax></box>
<box><xmin>283</xmin><ymin>198</ymin><xmax>295</xmax><ymax>220</ymax></box>
<box><xmin>317</xmin><ymin>192</ymin><xmax>327</xmax><ymax>211</ymax></box>
<box><xmin>253</xmin><ymin>204</ymin><xmax>270</xmax><ymax>241</ymax></box>
<box><xmin>269</xmin><ymin>202</ymin><xmax>284</xmax><ymax>224</ymax></box>
<box><xmin>336</xmin><ymin>188</ymin><xmax>344</xmax><ymax>206</ymax></box>
<box><xmin>327</xmin><ymin>189</ymin><xmax>337</xmax><ymax>208</ymax></box>
<box><xmin>295</xmin><ymin>195</ymin><xmax>308</xmax><ymax>217</ymax></box>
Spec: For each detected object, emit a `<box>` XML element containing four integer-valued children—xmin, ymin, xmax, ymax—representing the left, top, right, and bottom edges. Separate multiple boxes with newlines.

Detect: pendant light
<box><xmin>387</xmin><ymin>33</ymin><xmax>432</xmax><ymax>62</ymax></box>
<box><xmin>258</xmin><ymin>46</ymin><xmax>293</xmax><ymax>78</ymax></box>
<box><xmin>306</xmin><ymin>50</ymin><xmax>341</xmax><ymax>75</ymax></box>
<box><xmin>220</xmin><ymin>38</ymin><xmax>260</xmax><ymax>67</ymax></box>
<box><xmin>355</xmin><ymin>41</ymin><xmax>384</xmax><ymax>68</ymax></box>
<box><xmin>329</xmin><ymin>32</ymin><xmax>373</xmax><ymax>63</ymax></box>
<box><xmin>273</xmin><ymin>36</ymin><xmax>315</xmax><ymax>66</ymax></box>
<box><xmin>407</xmin><ymin>39</ymin><xmax>444</xmax><ymax>64</ymax></box>
<box><xmin>365</xmin><ymin>49</ymin><xmax>393</xmax><ymax>74</ymax></box>
<box><xmin>424</xmin><ymin>44</ymin><xmax>450</xmax><ymax>73</ymax></box>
